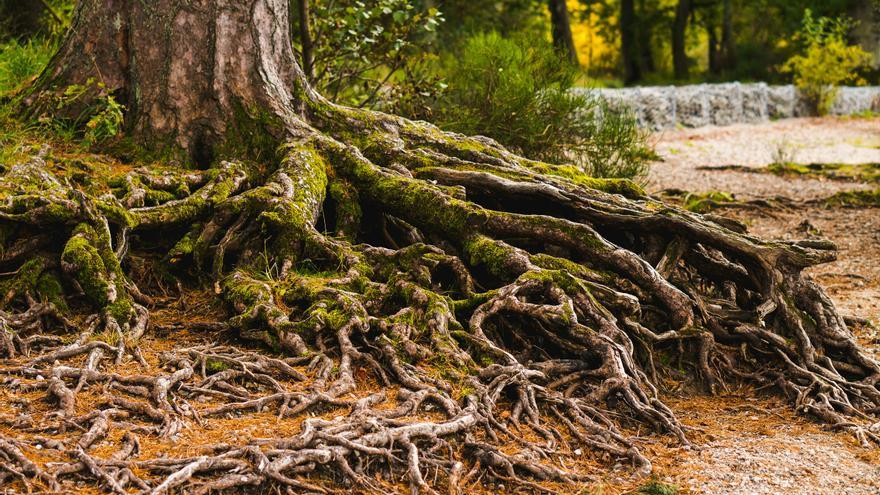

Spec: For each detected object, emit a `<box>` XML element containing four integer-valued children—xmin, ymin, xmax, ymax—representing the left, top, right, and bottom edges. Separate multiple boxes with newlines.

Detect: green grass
<box><xmin>0</xmin><ymin>37</ymin><xmax>57</xmax><ymax>95</ymax></box>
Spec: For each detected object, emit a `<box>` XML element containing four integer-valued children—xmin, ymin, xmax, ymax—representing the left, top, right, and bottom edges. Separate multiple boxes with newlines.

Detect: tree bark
<box><xmin>672</xmin><ymin>0</ymin><xmax>692</xmax><ymax>80</ymax></box>
<box><xmin>620</xmin><ymin>0</ymin><xmax>641</xmax><ymax>84</ymax></box>
<box><xmin>27</xmin><ymin>0</ymin><xmax>316</xmax><ymax>165</ymax></box>
<box><xmin>548</xmin><ymin>0</ymin><xmax>579</xmax><ymax>65</ymax></box>
<box><xmin>708</xmin><ymin>18</ymin><xmax>720</xmax><ymax>75</ymax></box>
<box><xmin>637</xmin><ymin>0</ymin><xmax>655</xmax><ymax>74</ymax></box>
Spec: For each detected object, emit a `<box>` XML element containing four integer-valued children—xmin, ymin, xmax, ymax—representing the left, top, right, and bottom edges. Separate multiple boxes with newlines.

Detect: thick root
<box><xmin>0</xmin><ymin>104</ymin><xmax>877</xmax><ymax>494</ymax></box>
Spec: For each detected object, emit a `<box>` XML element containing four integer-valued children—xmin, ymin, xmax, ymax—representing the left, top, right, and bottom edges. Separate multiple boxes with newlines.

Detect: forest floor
<box><xmin>2</xmin><ymin>117</ymin><xmax>880</xmax><ymax>495</ymax></box>
<box><xmin>643</xmin><ymin>116</ymin><xmax>880</xmax><ymax>495</ymax></box>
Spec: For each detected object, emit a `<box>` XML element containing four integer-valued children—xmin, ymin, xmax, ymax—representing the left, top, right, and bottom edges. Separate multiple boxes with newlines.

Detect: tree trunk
<box><xmin>637</xmin><ymin>0</ymin><xmax>655</xmax><ymax>74</ymax></box>
<box><xmin>708</xmin><ymin>19</ymin><xmax>721</xmax><ymax>75</ymax></box>
<box><xmin>27</xmin><ymin>0</ymin><xmax>316</xmax><ymax>165</ymax></box>
<box><xmin>620</xmin><ymin>0</ymin><xmax>641</xmax><ymax>84</ymax></box>
<box><xmin>672</xmin><ymin>0</ymin><xmax>692</xmax><ymax>80</ymax></box>
<box><xmin>548</xmin><ymin>0</ymin><xmax>579</xmax><ymax>65</ymax></box>
<box><xmin>3</xmin><ymin>0</ymin><xmax>878</xmax><ymax>493</ymax></box>
<box><xmin>296</xmin><ymin>0</ymin><xmax>315</xmax><ymax>81</ymax></box>
<box><xmin>720</xmin><ymin>0</ymin><xmax>736</xmax><ymax>72</ymax></box>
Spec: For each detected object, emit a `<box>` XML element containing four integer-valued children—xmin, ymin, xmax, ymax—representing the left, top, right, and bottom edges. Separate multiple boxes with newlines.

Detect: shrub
<box><xmin>423</xmin><ymin>32</ymin><xmax>652</xmax><ymax>181</ymax></box>
<box><xmin>782</xmin><ymin>10</ymin><xmax>872</xmax><ymax>116</ymax></box>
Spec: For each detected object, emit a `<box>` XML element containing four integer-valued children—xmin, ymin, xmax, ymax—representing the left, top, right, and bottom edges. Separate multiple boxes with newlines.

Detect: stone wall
<box><xmin>581</xmin><ymin>84</ymin><xmax>880</xmax><ymax>130</ymax></box>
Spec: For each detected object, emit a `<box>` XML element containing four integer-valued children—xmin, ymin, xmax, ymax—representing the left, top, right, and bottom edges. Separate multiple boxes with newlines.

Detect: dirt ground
<box><xmin>643</xmin><ymin>116</ymin><xmax>880</xmax><ymax>494</ymax></box>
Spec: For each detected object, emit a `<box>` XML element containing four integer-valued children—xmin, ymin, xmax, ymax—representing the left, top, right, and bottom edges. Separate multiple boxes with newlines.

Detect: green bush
<box><xmin>0</xmin><ymin>37</ymin><xmax>57</xmax><ymax>94</ymax></box>
<box><xmin>782</xmin><ymin>10</ymin><xmax>872</xmax><ymax>116</ymax></box>
<box><xmin>422</xmin><ymin>32</ymin><xmax>652</xmax><ymax>180</ymax></box>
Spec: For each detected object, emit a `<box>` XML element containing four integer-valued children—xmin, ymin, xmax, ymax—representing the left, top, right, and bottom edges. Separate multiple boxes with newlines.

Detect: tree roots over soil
<box><xmin>1</xmin><ymin>110</ymin><xmax>878</xmax><ymax>493</ymax></box>
<box><xmin>0</xmin><ymin>1</ymin><xmax>878</xmax><ymax>493</ymax></box>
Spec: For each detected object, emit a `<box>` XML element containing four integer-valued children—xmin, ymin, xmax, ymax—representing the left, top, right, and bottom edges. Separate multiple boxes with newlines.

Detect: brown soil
<box><xmin>641</xmin><ymin>116</ymin><xmax>880</xmax><ymax>495</ymax></box>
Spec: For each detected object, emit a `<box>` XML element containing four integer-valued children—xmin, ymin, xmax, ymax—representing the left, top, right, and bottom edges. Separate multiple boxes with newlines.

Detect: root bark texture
<box><xmin>0</xmin><ymin>105</ymin><xmax>878</xmax><ymax>493</ymax></box>
<box><xmin>1</xmin><ymin>0</ymin><xmax>877</xmax><ymax>492</ymax></box>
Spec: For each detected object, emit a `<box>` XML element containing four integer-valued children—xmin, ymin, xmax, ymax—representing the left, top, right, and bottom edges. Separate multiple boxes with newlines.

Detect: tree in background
<box><xmin>672</xmin><ymin>0</ymin><xmax>691</xmax><ymax>79</ymax></box>
<box><xmin>548</xmin><ymin>0</ymin><xmax>580</xmax><ymax>64</ymax></box>
<box><xmin>782</xmin><ymin>9</ymin><xmax>872</xmax><ymax>115</ymax></box>
<box><xmin>620</xmin><ymin>0</ymin><xmax>642</xmax><ymax>82</ymax></box>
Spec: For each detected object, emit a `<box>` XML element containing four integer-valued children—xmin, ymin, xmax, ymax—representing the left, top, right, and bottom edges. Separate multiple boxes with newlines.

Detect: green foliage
<box><xmin>824</xmin><ymin>189</ymin><xmax>880</xmax><ymax>207</ymax></box>
<box><xmin>294</xmin><ymin>0</ymin><xmax>443</xmax><ymax>108</ymax></box>
<box><xmin>83</xmin><ymin>91</ymin><xmax>124</xmax><ymax>146</ymax></box>
<box><xmin>419</xmin><ymin>32</ymin><xmax>652</xmax><ymax>180</ymax></box>
<box><xmin>0</xmin><ymin>37</ymin><xmax>57</xmax><ymax>94</ymax></box>
<box><xmin>53</xmin><ymin>79</ymin><xmax>126</xmax><ymax>146</ymax></box>
<box><xmin>782</xmin><ymin>10</ymin><xmax>873</xmax><ymax>116</ymax></box>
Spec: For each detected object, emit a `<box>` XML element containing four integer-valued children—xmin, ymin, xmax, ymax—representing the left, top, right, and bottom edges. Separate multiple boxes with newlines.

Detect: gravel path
<box><xmin>644</xmin><ymin>116</ymin><xmax>880</xmax><ymax>495</ymax></box>
<box><xmin>649</xmin><ymin>117</ymin><xmax>880</xmax><ymax>200</ymax></box>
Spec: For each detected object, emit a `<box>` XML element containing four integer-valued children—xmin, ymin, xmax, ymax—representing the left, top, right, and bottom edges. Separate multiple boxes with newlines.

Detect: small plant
<box><xmin>84</xmin><ymin>91</ymin><xmax>124</xmax><ymax>146</ymax></box>
<box><xmin>50</xmin><ymin>79</ymin><xmax>125</xmax><ymax>146</ymax></box>
<box><xmin>771</xmin><ymin>139</ymin><xmax>797</xmax><ymax>164</ymax></box>
<box><xmin>423</xmin><ymin>32</ymin><xmax>652</xmax><ymax>180</ymax></box>
<box><xmin>781</xmin><ymin>10</ymin><xmax>872</xmax><ymax>116</ymax></box>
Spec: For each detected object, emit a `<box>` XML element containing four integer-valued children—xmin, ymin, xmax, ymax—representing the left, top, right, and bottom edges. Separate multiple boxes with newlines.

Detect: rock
<box><xmin>766</xmin><ymin>85</ymin><xmax>797</xmax><ymax>119</ymax></box>
<box><xmin>675</xmin><ymin>84</ymin><xmax>711</xmax><ymax>127</ymax></box>
<box><xmin>591</xmin><ymin>83</ymin><xmax>880</xmax><ymax>129</ymax></box>
<box><xmin>706</xmin><ymin>82</ymin><xmax>745</xmax><ymax>126</ymax></box>
<box><xmin>830</xmin><ymin>86</ymin><xmax>880</xmax><ymax>115</ymax></box>
<box><xmin>741</xmin><ymin>83</ymin><xmax>769</xmax><ymax>123</ymax></box>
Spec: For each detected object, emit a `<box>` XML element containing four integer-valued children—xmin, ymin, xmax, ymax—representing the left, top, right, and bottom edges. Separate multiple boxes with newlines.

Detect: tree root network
<box><xmin>0</xmin><ymin>105</ymin><xmax>878</xmax><ymax>494</ymax></box>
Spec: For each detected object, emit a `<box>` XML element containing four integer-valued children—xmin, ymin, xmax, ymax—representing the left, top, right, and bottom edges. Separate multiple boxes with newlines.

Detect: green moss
<box><xmin>61</xmin><ymin>228</ymin><xmax>110</xmax><ymax>306</ymax></box>
<box><xmin>768</xmin><ymin>161</ymin><xmax>880</xmax><ymax>183</ymax></box>
<box><xmin>167</xmin><ymin>224</ymin><xmax>203</xmax><ymax>263</ymax></box>
<box><xmin>218</xmin><ymin>103</ymin><xmax>286</xmax><ymax>165</ymax></box>
<box><xmin>681</xmin><ymin>190</ymin><xmax>736</xmax><ymax>214</ymax></box>
<box><xmin>629</xmin><ymin>480</ymin><xmax>678</xmax><ymax>495</ymax></box>
<box><xmin>520</xmin><ymin>269</ymin><xmax>585</xmax><ymax>296</ymax></box>
<box><xmin>205</xmin><ymin>358</ymin><xmax>231</xmax><ymax>373</ymax></box>
<box><xmin>823</xmin><ymin>189</ymin><xmax>880</xmax><ymax>207</ymax></box>
<box><xmin>524</xmin><ymin>162</ymin><xmax>646</xmax><ymax>198</ymax></box>
<box><xmin>530</xmin><ymin>253</ymin><xmax>610</xmax><ymax>283</ymax></box>
<box><xmin>61</xmin><ymin>223</ymin><xmax>133</xmax><ymax>321</ymax></box>
<box><xmin>144</xmin><ymin>188</ymin><xmax>176</xmax><ymax>205</ymax></box>
<box><xmin>327</xmin><ymin>180</ymin><xmax>362</xmax><ymax>238</ymax></box>
<box><xmin>106</xmin><ymin>297</ymin><xmax>133</xmax><ymax>322</ymax></box>
<box><xmin>462</xmin><ymin>235</ymin><xmax>516</xmax><ymax>278</ymax></box>
<box><xmin>452</xmin><ymin>289</ymin><xmax>499</xmax><ymax>313</ymax></box>
<box><xmin>34</xmin><ymin>272</ymin><xmax>68</xmax><ymax>312</ymax></box>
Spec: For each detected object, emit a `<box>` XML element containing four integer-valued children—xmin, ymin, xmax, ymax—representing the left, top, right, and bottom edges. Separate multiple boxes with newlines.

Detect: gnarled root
<box><xmin>0</xmin><ymin>105</ymin><xmax>877</xmax><ymax>494</ymax></box>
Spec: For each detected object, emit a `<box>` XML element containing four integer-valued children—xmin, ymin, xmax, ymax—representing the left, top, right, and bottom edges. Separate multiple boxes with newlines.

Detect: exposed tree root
<box><xmin>3</xmin><ymin>0</ymin><xmax>879</xmax><ymax>485</ymax></box>
<box><xmin>0</xmin><ymin>98</ymin><xmax>878</xmax><ymax>493</ymax></box>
